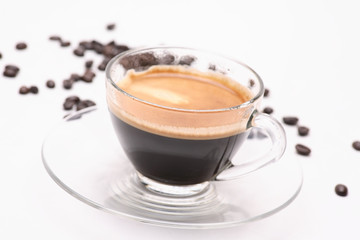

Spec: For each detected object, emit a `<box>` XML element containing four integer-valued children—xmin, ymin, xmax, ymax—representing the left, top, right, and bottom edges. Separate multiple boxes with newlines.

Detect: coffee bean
<box><xmin>298</xmin><ymin>126</ymin><xmax>310</xmax><ymax>136</ymax></box>
<box><xmin>63</xmin><ymin>100</ymin><xmax>75</xmax><ymax>110</ymax></box>
<box><xmin>49</xmin><ymin>35</ymin><xmax>62</xmax><ymax>41</ymax></box>
<box><xmin>98</xmin><ymin>58</ymin><xmax>110</xmax><ymax>71</ymax></box>
<box><xmin>81</xmin><ymin>69</ymin><xmax>96</xmax><ymax>82</ymax></box>
<box><xmin>0</xmin><ymin>52</ymin><xmax>2</xmax><ymax>59</ymax></box>
<box><xmin>19</xmin><ymin>86</ymin><xmax>29</xmax><ymax>94</ymax></box>
<box><xmin>46</xmin><ymin>80</ymin><xmax>55</xmax><ymax>88</ymax></box>
<box><xmin>295</xmin><ymin>144</ymin><xmax>311</xmax><ymax>156</ymax></box>
<box><xmin>65</xmin><ymin>95</ymin><xmax>80</xmax><ymax>103</ymax></box>
<box><xmin>76</xmin><ymin>99</ymin><xmax>96</xmax><ymax>111</ymax></box>
<box><xmin>29</xmin><ymin>86</ymin><xmax>39</xmax><ymax>94</ymax></box>
<box><xmin>107</xmin><ymin>23</ymin><xmax>116</xmax><ymax>30</ymax></box>
<box><xmin>283</xmin><ymin>116</ymin><xmax>299</xmax><ymax>126</ymax></box>
<box><xmin>91</xmin><ymin>40</ymin><xmax>104</xmax><ymax>54</ymax></box>
<box><xmin>3</xmin><ymin>68</ymin><xmax>18</xmax><ymax>77</ymax></box>
<box><xmin>263</xmin><ymin>107</ymin><xmax>273</xmax><ymax>114</ymax></box>
<box><xmin>352</xmin><ymin>141</ymin><xmax>360</xmax><ymax>151</ymax></box>
<box><xmin>63</xmin><ymin>79</ymin><xmax>73</xmax><ymax>89</ymax></box>
<box><xmin>70</xmin><ymin>73</ymin><xmax>81</xmax><ymax>82</ymax></box>
<box><xmin>249</xmin><ymin>79</ymin><xmax>255</xmax><ymax>87</ymax></box>
<box><xmin>73</xmin><ymin>46</ymin><xmax>85</xmax><ymax>57</ymax></box>
<box><xmin>335</xmin><ymin>184</ymin><xmax>348</xmax><ymax>197</ymax></box>
<box><xmin>16</xmin><ymin>42</ymin><xmax>27</xmax><ymax>50</ymax></box>
<box><xmin>264</xmin><ymin>88</ymin><xmax>270</xmax><ymax>97</ymax></box>
<box><xmin>85</xmin><ymin>60</ymin><xmax>93</xmax><ymax>69</ymax></box>
<box><xmin>60</xmin><ymin>41</ymin><xmax>71</xmax><ymax>47</ymax></box>
<box><xmin>80</xmin><ymin>41</ymin><xmax>93</xmax><ymax>50</ymax></box>
<box><xmin>3</xmin><ymin>65</ymin><xmax>20</xmax><ymax>77</ymax></box>
<box><xmin>179</xmin><ymin>55</ymin><xmax>195</xmax><ymax>66</ymax></box>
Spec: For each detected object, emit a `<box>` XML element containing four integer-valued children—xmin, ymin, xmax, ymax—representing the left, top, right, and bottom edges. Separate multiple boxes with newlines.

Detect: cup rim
<box><xmin>105</xmin><ymin>46</ymin><xmax>264</xmax><ymax>113</ymax></box>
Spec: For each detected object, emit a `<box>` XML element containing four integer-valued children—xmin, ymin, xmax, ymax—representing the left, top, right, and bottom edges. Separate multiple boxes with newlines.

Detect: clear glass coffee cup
<box><xmin>105</xmin><ymin>46</ymin><xmax>286</xmax><ymax>197</ymax></box>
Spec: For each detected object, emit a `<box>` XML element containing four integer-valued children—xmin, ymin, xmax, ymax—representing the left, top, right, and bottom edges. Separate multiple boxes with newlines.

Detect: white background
<box><xmin>1</xmin><ymin>0</ymin><xmax>360</xmax><ymax>239</ymax></box>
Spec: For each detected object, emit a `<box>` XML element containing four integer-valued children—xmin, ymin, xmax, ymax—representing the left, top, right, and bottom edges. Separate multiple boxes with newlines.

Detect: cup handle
<box><xmin>215</xmin><ymin>111</ymin><xmax>286</xmax><ymax>181</ymax></box>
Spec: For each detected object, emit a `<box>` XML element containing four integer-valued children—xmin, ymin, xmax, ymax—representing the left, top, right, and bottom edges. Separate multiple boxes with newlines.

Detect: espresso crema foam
<box><xmin>107</xmin><ymin>65</ymin><xmax>254</xmax><ymax>139</ymax></box>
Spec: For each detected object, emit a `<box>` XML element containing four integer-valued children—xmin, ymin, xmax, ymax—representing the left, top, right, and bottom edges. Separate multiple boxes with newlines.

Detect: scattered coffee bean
<box><xmin>352</xmin><ymin>141</ymin><xmax>360</xmax><ymax>151</ymax></box>
<box><xmin>70</xmin><ymin>73</ymin><xmax>81</xmax><ymax>82</ymax></box>
<box><xmin>60</xmin><ymin>41</ymin><xmax>71</xmax><ymax>47</ymax></box>
<box><xmin>91</xmin><ymin>40</ymin><xmax>104</xmax><ymax>54</ymax></box>
<box><xmin>335</xmin><ymin>184</ymin><xmax>348</xmax><ymax>197</ymax></box>
<box><xmin>283</xmin><ymin>116</ymin><xmax>299</xmax><ymax>126</ymax></box>
<box><xmin>65</xmin><ymin>95</ymin><xmax>80</xmax><ymax>104</ymax></box>
<box><xmin>49</xmin><ymin>35</ymin><xmax>62</xmax><ymax>41</ymax></box>
<box><xmin>249</xmin><ymin>79</ymin><xmax>255</xmax><ymax>87</ymax></box>
<box><xmin>73</xmin><ymin>46</ymin><xmax>86</xmax><ymax>57</ymax></box>
<box><xmin>3</xmin><ymin>65</ymin><xmax>20</xmax><ymax>78</ymax></box>
<box><xmin>80</xmin><ymin>41</ymin><xmax>94</xmax><ymax>50</ymax></box>
<box><xmin>264</xmin><ymin>88</ymin><xmax>270</xmax><ymax>97</ymax></box>
<box><xmin>107</xmin><ymin>23</ymin><xmax>116</xmax><ymax>30</ymax></box>
<box><xmin>295</xmin><ymin>144</ymin><xmax>311</xmax><ymax>156</ymax></box>
<box><xmin>19</xmin><ymin>86</ymin><xmax>29</xmax><ymax>94</ymax></box>
<box><xmin>85</xmin><ymin>60</ymin><xmax>93</xmax><ymax>69</ymax></box>
<box><xmin>29</xmin><ymin>86</ymin><xmax>39</xmax><ymax>94</ymax></box>
<box><xmin>63</xmin><ymin>100</ymin><xmax>76</xmax><ymax>110</ymax></box>
<box><xmin>179</xmin><ymin>55</ymin><xmax>195</xmax><ymax>65</ymax></box>
<box><xmin>81</xmin><ymin>69</ymin><xmax>96</xmax><ymax>82</ymax></box>
<box><xmin>298</xmin><ymin>126</ymin><xmax>310</xmax><ymax>136</ymax></box>
<box><xmin>63</xmin><ymin>79</ymin><xmax>73</xmax><ymax>89</ymax></box>
<box><xmin>0</xmin><ymin>52</ymin><xmax>2</xmax><ymax>59</ymax></box>
<box><xmin>76</xmin><ymin>99</ymin><xmax>96</xmax><ymax>111</ymax></box>
<box><xmin>46</xmin><ymin>80</ymin><xmax>55</xmax><ymax>88</ymax></box>
<box><xmin>263</xmin><ymin>107</ymin><xmax>273</xmax><ymax>114</ymax></box>
<box><xmin>16</xmin><ymin>42</ymin><xmax>27</xmax><ymax>50</ymax></box>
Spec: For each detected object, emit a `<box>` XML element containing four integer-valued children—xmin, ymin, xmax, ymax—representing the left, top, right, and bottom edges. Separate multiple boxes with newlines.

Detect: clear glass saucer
<box><xmin>42</xmin><ymin>106</ymin><xmax>303</xmax><ymax>229</ymax></box>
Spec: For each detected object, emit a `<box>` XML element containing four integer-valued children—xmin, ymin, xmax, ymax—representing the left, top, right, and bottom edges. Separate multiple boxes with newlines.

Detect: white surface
<box><xmin>0</xmin><ymin>0</ymin><xmax>359</xmax><ymax>239</ymax></box>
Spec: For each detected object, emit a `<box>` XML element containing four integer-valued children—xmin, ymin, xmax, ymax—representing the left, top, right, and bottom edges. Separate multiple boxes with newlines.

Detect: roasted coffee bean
<box><xmin>29</xmin><ymin>86</ymin><xmax>39</xmax><ymax>94</ymax></box>
<box><xmin>81</xmin><ymin>69</ymin><xmax>96</xmax><ymax>82</ymax></box>
<box><xmin>60</xmin><ymin>41</ymin><xmax>71</xmax><ymax>47</ymax></box>
<box><xmin>352</xmin><ymin>141</ymin><xmax>360</xmax><ymax>151</ymax></box>
<box><xmin>85</xmin><ymin>60</ymin><xmax>93</xmax><ymax>69</ymax></box>
<box><xmin>335</xmin><ymin>184</ymin><xmax>348</xmax><ymax>197</ymax></box>
<box><xmin>283</xmin><ymin>116</ymin><xmax>299</xmax><ymax>126</ymax></box>
<box><xmin>16</xmin><ymin>42</ymin><xmax>27</xmax><ymax>50</ymax></box>
<box><xmin>49</xmin><ymin>35</ymin><xmax>62</xmax><ymax>41</ymax></box>
<box><xmin>63</xmin><ymin>79</ymin><xmax>73</xmax><ymax>89</ymax></box>
<box><xmin>249</xmin><ymin>79</ymin><xmax>255</xmax><ymax>87</ymax></box>
<box><xmin>179</xmin><ymin>55</ymin><xmax>195</xmax><ymax>65</ymax></box>
<box><xmin>76</xmin><ymin>99</ymin><xmax>96</xmax><ymax>111</ymax></box>
<box><xmin>73</xmin><ymin>46</ymin><xmax>85</xmax><ymax>57</ymax></box>
<box><xmin>65</xmin><ymin>95</ymin><xmax>80</xmax><ymax>104</ymax></box>
<box><xmin>80</xmin><ymin>41</ymin><xmax>94</xmax><ymax>50</ymax></box>
<box><xmin>3</xmin><ymin>68</ymin><xmax>18</xmax><ymax>77</ymax></box>
<box><xmin>295</xmin><ymin>144</ymin><xmax>311</xmax><ymax>156</ymax></box>
<box><xmin>264</xmin><ymin>88</ymin><xmax>270</xmax><ymax>97</ymax></box>
<box><xmin>70</xmin><ymin>73</ymin><xmax>81</xmax><ymax>82</ymax></box>
<box><xmin>19</xmin><ymin>86</ymin><xmax>29</xmax><ymax>94</ymax></box>
<box><xmin>98</xmin><ymin>58</ymin><xmax>110</xmax><ymax>71</ymax></box>
<box><xmin>107</xmin><ymin>23</ymin><xmax>116</xmax><ymax>30</ymax></box>
<box><xmin>46</xmin><ymin>80</ymin><xmax>55</xmax><ymax>88</ymax></box>
<box><xmin>91</xmin><ymin>40</ymin><xmax>104</xmax><ymax>54</ymax></box>
<box><xmin>298</xmin><ymin>126</ymin><xmax>310</xmax><ymax>136</ymax></box>
<box><xmin>3</xmin><ymin>65</ymin><xmax>20</xmax><ymax>77</ymax></box>
<box><xmin>0</xmin><ymin>52</ymin><xmax>2</xmax><ymax>59</ymax></box>
<box><xmin>5</xmin><ymin>65</ymin><xmax>20</xmax><ymax>72</ymax></box>
<box><xmin>263</xmin><ymin>107</ymin><xmax>273</xmax><ymax>114</ymax></box>
<box><xmin>63</xmin><ymin>100</ymin><xmax>75</xmax><ymax>110</ymax></box>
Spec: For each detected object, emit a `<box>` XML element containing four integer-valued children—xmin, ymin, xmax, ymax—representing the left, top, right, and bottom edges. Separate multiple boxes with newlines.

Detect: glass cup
<box><xmin>105</xmin><ymin>46</ymin><xmax>286</xmax><ymax>197</ymax></box>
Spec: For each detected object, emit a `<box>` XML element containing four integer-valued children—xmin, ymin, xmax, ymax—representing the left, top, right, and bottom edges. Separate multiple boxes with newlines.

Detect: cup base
<box><xmin>136</xmin><ymin>172</ymin><xmax>210</xmax><ymax>197</ymax></box>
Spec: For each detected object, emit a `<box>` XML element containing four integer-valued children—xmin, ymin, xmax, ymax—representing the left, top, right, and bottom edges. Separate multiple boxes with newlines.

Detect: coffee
<box><xmin>108</xmin><ymin>65</ymin><xmax>254</xmax><ymax>185</ymax></box>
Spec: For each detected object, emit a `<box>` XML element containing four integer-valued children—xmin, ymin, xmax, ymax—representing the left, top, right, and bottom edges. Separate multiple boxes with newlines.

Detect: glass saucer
<box><xmin>42</xmin><ymin>106</ymin><xmax>303</xmax><ymax>229</ymax></box>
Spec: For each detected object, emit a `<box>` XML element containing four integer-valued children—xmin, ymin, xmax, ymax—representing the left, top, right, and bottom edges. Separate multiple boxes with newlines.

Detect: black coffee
<box><xmin>108</xmin><ymin>65</ymin><xmax>253</xmax><ymax>185</ymax></box>
<box><xmin>110</xmin><ymin>111</ymin><xmax>249</xmax><ymax>185</ymax></box>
